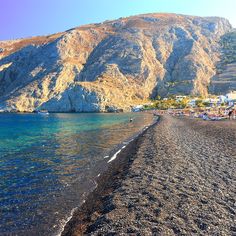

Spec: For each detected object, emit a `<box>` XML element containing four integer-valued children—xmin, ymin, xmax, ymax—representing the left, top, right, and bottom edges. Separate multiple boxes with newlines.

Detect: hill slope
<box><xmin>0</xmin><ymin>13</ymin><xmax>232</xmax><ymax>112</ymax></box>
<box><xmin>209</xmin><ymin>30</ymin><xmax>236</xmax><ymax>94</ymax></box>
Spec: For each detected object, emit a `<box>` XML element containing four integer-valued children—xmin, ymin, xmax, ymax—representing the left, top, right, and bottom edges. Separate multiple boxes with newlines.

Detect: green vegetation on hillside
<box><xmin>144</xmin><ymin>95</ymin><xmax>223</xmax><ymax>110</ymax></box>
<box><xmin>152</xmin><ymin>97</ymin><xmax>189</xmax><ymax>109</ymax></box>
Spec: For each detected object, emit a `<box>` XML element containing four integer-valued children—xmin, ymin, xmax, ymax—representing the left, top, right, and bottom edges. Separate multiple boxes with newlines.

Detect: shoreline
<box><xmin>61</xmin><ymin>115</ymin><xmax>236</xmax><ymax>235</ymax></box>
<box><xmin>0</xmin><ymin>112</ymin><xmax>155</xmax><ymax>236</ymax></box>
<box><xmin>60</xmin><ymin>118</ymin><xmax>160</xmax><ymax>236</ymax></box>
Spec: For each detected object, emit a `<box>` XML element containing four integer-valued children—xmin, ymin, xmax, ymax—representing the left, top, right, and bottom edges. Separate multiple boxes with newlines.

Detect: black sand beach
<box><xmin>62</xmin><ymin>115</ymin><xmax>236</xmax><ymax>235</ymax></box>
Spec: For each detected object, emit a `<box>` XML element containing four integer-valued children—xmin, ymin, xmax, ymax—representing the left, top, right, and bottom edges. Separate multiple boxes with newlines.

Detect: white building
<box><xmin>175</xmin><ymin>95</ymin><xmax>187</xmax><ymax>102</ymax></box>
<box><xmin>132</xmin><ymin>105</ymin><xmax>144</xmax><ymax>112</ymax></box>
<box><xmin>217</xmin><ymin>95</ymin><xmax>227</xmax><ymax>103</ymax></box>
<box><xmin>188</xmin><ymin>99</ymin><xmax>196</xmax><ymax>107</ymax></box>
<box><xmin>226</xmin><ymin>91</ymin><xmax>236</xmax><ymax>101</ymax></box>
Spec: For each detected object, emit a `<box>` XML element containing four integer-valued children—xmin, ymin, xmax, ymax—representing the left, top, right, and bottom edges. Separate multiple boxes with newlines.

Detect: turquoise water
<box><xmin>0</xmin><ymin>113</ymin><xmax>154</xmax><ymax>235</ymax></box>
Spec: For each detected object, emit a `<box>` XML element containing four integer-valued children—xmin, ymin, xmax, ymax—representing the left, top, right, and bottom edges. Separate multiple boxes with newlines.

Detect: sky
<box><xmin>0</xmin><ymin>0</ymin><xmax>235</xmax><ymax>41</ymax></box>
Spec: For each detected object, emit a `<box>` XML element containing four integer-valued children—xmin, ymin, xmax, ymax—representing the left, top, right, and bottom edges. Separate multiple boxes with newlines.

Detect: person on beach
<box><xmin>202</xmin><ymin>112</ymin><xmax>209</xmax><ymax>120</ymax></box>
<box><xmin>228</xmin><ymin>110</ymin><xmax>233</xmax><ymax>120</ymax></box>
<box><xmin>129</xmin><ymin>117</ymin><xmax>133</xmax><ymax>122</ymax></box>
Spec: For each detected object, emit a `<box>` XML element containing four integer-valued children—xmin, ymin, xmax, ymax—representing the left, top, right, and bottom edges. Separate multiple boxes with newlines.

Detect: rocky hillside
<box><xmin>0</xmin><ymin>13</ymin><xmax>232</xmax><ymax>112</ymax></box>
<box><xmin>209</xmin><ymin>30</ymin><xmax>236</xmax><ymax>94</ymax></box>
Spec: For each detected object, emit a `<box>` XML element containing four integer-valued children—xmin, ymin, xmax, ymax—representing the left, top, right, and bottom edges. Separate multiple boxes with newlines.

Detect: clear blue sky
<box><xmin>0</xmin><ymin>0</ymin><xmax>235</xmax><ymax>40</ymax></box>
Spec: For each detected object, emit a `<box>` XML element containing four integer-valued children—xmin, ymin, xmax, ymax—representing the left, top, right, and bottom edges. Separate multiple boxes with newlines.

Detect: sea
<box><xmin>0</xmin><ymin>112</ymin><xmax>154</xmax><ymax>235</ymax></box>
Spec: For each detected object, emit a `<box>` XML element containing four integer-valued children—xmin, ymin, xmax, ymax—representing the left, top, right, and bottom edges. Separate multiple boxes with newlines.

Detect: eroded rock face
<box><xmin>0</xmin><ymin>13</ymin><xmax>232</xmax><ymax>112</ymax></box>
<box><xmin>209</xmin><ymin>30</ymin><xmax>236</xmax><ymax>94</ymax></box>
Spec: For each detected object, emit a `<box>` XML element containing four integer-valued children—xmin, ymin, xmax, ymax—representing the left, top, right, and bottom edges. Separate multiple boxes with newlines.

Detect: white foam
<box><xmin>108</xmin><ymin>145</ymin><xmax>126</xmax><ymax>163</ymax></box>
<box><xmin>104</xmin><ymin>156</ymin><xmax>109</xmax><ymax>159</ymax></box>
<box><xmin>142</xmin><ymin>125</ymin><xmax>150</xmax><ymax>131</ymax></box>
<box><xmin>93</xmin><ymin>180</ymin><xmax>98</xmax><ymax>189</ymax></box>
<box><xmin>55</xmin><ymin>207</ymin><xmax>78</xmax><ymax>236</ymax></box>
<box><xmin>108</xmin><ymin>149</ymin><xmax>121</xmax><ymax>163</ymax></box>
<box><xmin>97</xmin><ymin>173</ymin><xmax>101</xmax><ymax>177</ymax></box>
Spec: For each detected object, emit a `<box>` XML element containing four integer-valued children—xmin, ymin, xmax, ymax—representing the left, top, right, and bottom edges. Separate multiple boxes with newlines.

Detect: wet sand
<box><xmin>62</xmin><ymin>115</ymin><xmax>236</xmax><ymax>235</ymax></box>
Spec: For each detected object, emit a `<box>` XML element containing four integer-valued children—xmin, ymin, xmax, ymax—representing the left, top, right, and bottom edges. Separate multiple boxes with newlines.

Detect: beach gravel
<box><xmin>63</xmin><ymin>115</ymin><xmax>236</xmax><ymax>236</ymax></box>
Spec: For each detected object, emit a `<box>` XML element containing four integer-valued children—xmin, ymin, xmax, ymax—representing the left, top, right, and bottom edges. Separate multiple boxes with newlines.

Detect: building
<box><xmin>217</xmin><ymin>95</ymin><xmax>227</xmax><ymax>103</ymax></box>
<box><xmin>226</xmin><ymin>91</ymin><xmax>236</xmax><ymax>101</ymax></box>
<box><xmin>188</xmin><ymin>99</ymin><xmax>196</xmax><ymax>107</ymax></box>
<box><xmin>175</xmin><ymin>95</ymin><xmax>187</xmax><ymax>102</ymax></box>
<box><xmin>132</xmin><ymin>105</ymin><xmax>144</xmax><ymax>112</ymax></box>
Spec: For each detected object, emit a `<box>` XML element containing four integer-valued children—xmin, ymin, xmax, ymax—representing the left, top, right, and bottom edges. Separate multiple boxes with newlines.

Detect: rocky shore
<box><xmin>62</xmin><ymin>115</ymin><xmax>236</xmax><ymax>235</ymax></box>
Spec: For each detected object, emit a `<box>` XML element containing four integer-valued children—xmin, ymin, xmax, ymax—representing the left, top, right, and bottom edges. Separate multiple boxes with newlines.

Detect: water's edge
<box><xmin>0</xmin><ymin>112</ymin><xmax>155</xmax><ymax>235</ymax></box>
<box><xmin>59</xmin><ymin>117</ymin><xmax>160</xmax><ymax>236</ymax></box>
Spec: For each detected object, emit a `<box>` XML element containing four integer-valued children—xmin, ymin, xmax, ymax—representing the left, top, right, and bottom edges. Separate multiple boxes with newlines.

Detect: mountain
<box><xmin>0</xmin><ymin>13</ymin><xmax>232</xmax><ymax>112</ymax></box>
<box><xmin>209</xmin><ymin>30</ymin><xmax>236</xmax><ymax>94</ymax></box>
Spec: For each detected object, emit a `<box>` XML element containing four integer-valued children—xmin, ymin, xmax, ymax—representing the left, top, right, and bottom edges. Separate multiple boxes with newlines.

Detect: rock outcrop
<box><xmin>0</xmin><ymin>13</ymin><xmax>232</xmax><ymax>112</ymax></box>
<box><xmin>209</xmin><ymin>30</ymin><xmax>236</xmax><ymax>94</ymax></box>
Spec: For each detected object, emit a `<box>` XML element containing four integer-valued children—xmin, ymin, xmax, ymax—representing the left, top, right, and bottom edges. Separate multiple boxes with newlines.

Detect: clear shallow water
<box><xmin>0</xmin><ymin>113</ymin><xmax>154</xmax><ymax>235</ymax></box>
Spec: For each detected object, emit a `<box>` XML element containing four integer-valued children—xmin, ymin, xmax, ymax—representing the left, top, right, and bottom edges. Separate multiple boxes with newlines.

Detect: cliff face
<box><xmin>209</xmin><ymin>30</ymin><xmax>236</xmax><ymax>94</ymax></box>
<box><xmin>0</xmin><ymin>13</ymin><xmax>232</xmax><ymax>112</ymax></box>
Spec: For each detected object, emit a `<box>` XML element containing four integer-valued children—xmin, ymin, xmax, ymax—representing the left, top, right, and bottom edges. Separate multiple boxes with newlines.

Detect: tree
<box><xmin>202</xmin><ymin>101</ymin><xmax>210</xmax><ymax>107</ymax></box>
<box><xmin>177</xmin><ymin>98</ymin><xmax>189</xmax><ymax>108</ymax></box>
<box><xmin>195</xmin><ymin>99</ymin><xmax>205</xmax><ymax>108</ymax></box>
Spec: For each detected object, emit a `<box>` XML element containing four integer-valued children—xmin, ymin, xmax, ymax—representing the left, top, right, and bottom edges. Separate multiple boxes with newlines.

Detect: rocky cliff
<box><xmin>209</xmin><ymin>30</ymin><xmax>236</xmax><ymax>94</ymax></box>
<box><xmin>0</xmin><ymin>13</ymin><xmax>232</xmax><ymax>112</ymax></box>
